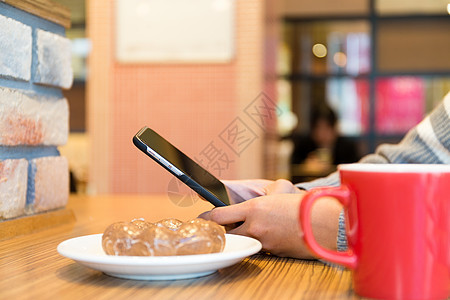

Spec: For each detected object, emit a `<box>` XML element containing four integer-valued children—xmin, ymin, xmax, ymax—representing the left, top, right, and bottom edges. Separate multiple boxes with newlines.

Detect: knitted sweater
<box><xmin>296</xmin><ymin>91</ymin><xmax>450</xmax><ymax>250</ymax></box>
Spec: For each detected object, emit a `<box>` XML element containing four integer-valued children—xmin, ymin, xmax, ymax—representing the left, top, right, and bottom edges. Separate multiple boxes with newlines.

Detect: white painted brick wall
<box><xmin>0</xmin><ymin>159</ymin><xmax>28</xmax><ymax>219</ymax></box>
<box><xmin>0</xmin><ymin>87</ymin><xmax>68</xmax><ymax>146</ymax></box>
<box><xmin>35</xmin><ymin>29</ymin><xmax>73</xmax><ymax>89</ymax></box>
<box><xmin>26</xmin><ymin>156</ymin><xmax>68</xmax><ymax>214</ymax></box>
<box><xmin>0</xmin><ymin>15</ymin><xmax>32</xmax><ymax>81</ymax></box>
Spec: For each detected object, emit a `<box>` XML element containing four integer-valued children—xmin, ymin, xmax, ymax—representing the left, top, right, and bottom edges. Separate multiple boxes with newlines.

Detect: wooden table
<box><xmin>0</xmin><ymin>195</ymin><xmax>358</xmax><ymax>299</ymax></box>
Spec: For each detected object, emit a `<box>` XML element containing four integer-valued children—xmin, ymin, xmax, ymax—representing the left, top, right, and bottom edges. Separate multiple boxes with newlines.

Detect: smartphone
<box><xmin>133</xmin><ymin>126</ymin><xmax>230</xmax><ymax>207</ymax></box>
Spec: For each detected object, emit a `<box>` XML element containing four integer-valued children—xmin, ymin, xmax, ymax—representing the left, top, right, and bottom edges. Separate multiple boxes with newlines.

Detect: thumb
<box><xmin>203</xmin><ymin>203</ymin><xmax>247</xmax><ymax>226</ymax></box>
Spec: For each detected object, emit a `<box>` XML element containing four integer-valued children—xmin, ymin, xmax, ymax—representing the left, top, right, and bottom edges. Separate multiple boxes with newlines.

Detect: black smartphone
<box><xmin>133</xmin><ymin>126</ymin><xmax>230</xmax><ymax>207</ymax></box>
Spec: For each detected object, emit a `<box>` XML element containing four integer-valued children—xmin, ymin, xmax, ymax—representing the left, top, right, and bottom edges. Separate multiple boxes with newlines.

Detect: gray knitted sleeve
<box><xmin>296</xmin><ymin>92</ymin><xmax>450</xmax><ymax>251</ymax></box>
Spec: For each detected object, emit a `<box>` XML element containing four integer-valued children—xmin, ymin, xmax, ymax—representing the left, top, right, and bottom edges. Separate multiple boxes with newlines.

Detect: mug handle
<box><xmin>299</xmin><ymin>186</ymin><xmax>357</xmax><ymax>269</ymax></box>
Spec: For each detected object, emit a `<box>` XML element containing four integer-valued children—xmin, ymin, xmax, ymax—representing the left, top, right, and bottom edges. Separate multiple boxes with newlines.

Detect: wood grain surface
<box><xmin>0</xmin><ymin>208</ymin><xmax>75</xmax><ymax>241</ymax></box>
<box><xmin>0</xmin><ymin>195</ymin><xmax>359</xmax><ymax>299</ymax></box>
<box><xmin>3</xmin><ymin>0</ymin><xmax>71</xmax><ymax>28</ymax></box>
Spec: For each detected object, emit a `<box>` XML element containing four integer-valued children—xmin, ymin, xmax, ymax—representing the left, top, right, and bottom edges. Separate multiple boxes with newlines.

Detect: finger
<box><xmin>199</xmin><ymin>210</ymin><xmax>243</xmax><ymax>232</ymax></box>
<box><xmin>223</xmin><ymin>221</ymin><xmax>244</xmax><ymax>232</ymax></box>
<box><xmin>198</xmin><ymin>210</ymin><xmax>212</xmax><ymax>221</ymax></box>
<box><xmin>226</xmin><ymin>223</ymin><xmax>246</xmax><ymax>235</ymax></box>
<box><xmin>208</xmin><ymin>203</ymin><xmax>248</xmax><ymax>225</ymax></box>
<box><xmin>265</xmin><ymin>179</ymin><xmax>301</xmax><ymax>195</ymax></box>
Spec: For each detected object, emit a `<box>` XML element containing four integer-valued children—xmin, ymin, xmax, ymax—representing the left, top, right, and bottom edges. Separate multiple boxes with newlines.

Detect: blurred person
<box><xmin>291</xmin><ymin>104</ymin><xmax>361</xmax><ymax>175</ymax></box>
<box><xmin>200</xmin><ymin>91</ymin><xmax>450</xmax><ymax>259</ymax></box>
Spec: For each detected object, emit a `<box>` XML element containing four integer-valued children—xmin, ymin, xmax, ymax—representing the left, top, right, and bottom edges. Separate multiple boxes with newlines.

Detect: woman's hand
<box><xmin>201</xmin><ymin>179</ymin><xmax>342</xmax><ymax>259</ymax></box>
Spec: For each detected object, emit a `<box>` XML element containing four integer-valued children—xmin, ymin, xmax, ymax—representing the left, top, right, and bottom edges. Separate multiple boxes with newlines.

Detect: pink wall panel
<box><xmin>110</xmin><ymin>65</ymin><xmax>237</xmax><ymax>193</ymax></box>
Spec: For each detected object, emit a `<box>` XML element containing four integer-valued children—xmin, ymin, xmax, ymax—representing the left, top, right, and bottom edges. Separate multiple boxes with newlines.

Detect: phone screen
<box><xmin>134</xmin><ymin>127</ymin><xmax>230</xmax><ymax>206</ymax></box>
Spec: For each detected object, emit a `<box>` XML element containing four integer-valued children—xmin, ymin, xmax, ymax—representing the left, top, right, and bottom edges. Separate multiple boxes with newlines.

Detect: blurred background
<box><xmin>55</xmin><ymin>0</ymin><xmax>450</xmax><ymax>195</ymax></box>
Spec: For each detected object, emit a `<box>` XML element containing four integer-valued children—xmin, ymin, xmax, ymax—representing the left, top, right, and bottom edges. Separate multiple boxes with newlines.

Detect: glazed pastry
<box><xmin>102</xmin><ymin>218</ymin><xmax>225</xmax><ymax>256</ymax></box>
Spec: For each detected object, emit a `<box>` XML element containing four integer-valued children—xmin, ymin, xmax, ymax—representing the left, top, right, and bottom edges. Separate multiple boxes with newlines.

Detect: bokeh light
<box><xmin>333</xmin><ymin>52</ymin><xmax>347</xmax><ymax>67</ymax></box>
<box><xmin>312</xmin><ymin>43</ymin><xmax>327</xmax><ymax>58</ymax></box>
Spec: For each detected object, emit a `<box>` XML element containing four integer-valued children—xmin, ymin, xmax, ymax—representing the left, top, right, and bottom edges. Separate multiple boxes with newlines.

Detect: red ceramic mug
<box><xmin>299</xmin><ymin>164</ymin><xmax>450</xmax><ymax>300</ymax></box>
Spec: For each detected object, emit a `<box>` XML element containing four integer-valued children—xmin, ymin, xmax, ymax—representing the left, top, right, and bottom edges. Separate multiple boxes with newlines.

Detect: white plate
<box><xmin>57</xmin><ymin>234</ymin><xmax>262</xmax><ymax>280</ymax></box>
